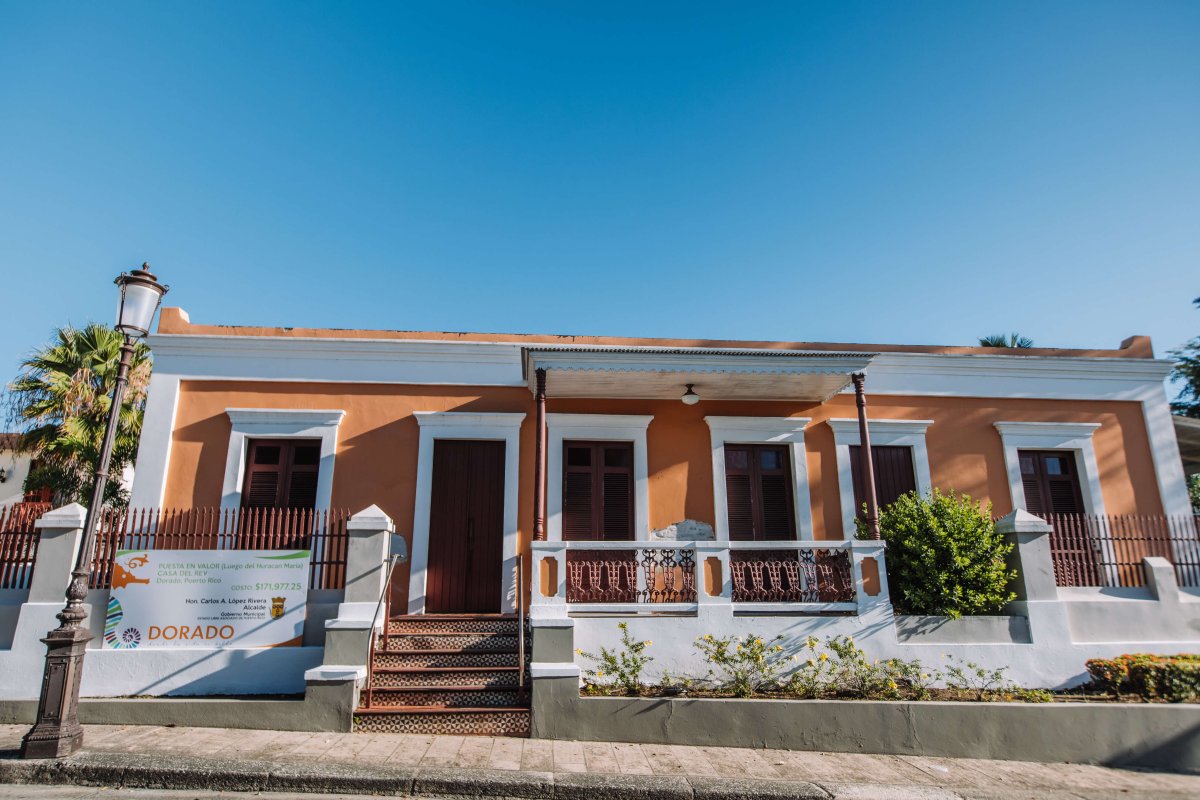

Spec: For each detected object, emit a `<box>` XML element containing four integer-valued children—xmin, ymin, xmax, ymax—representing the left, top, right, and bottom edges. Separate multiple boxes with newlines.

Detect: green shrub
<box><xmin>944</xmin><ymin>656</ymin><xmax>1015</xmax><ymax>701</ymax></box>
<box><xmin>694</xmin><ymin>633</ymin><xmax>788</xmax><ymax>697</ymax></box>
<box><xmin>857</xmin><ymin>489</ymin><xmax>1015</xmax><ymax>617</ymax></box>
<box><xmin>1127</xmin><ymin>657</ymin><xmax>1200</xmax><ymax>703</ymax></box>
<box><xmin>1085</xmin><ymin>657</ymin><xmax>1129</xmax><ymax>695</ymax></box>
<box><xmin>1086</xmin><ymin>653</ymin><xmax>1200</xmax><ymax>701</ymax></box>
<box><xmin>577</xmin><ymin>622</ymin><xmax>653</xmax><ymax>695</ymax></box>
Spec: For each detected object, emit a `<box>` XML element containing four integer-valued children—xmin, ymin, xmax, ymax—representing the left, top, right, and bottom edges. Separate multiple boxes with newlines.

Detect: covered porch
<box><xmin>520</xmin><ymin>345</ymin><xmax>890</xmax><ymax>619</ymax></box>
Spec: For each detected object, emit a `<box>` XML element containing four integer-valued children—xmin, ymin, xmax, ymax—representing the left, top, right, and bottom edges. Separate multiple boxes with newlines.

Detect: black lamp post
<box><xmin>21</xmin><ymin>264</ymin><xmax>168</xmax><ymax>759</ymax></box>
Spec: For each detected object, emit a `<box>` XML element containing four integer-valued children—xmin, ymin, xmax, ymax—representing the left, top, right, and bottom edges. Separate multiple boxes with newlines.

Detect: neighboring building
<box><xmin>0</xmin><ymin>434</ymin><xmax>47</xmax><ymax>510</ymax></box>
<box><xmin>1</xmin><ymin>306</ymin><xmax>1196</xmax><ymax>738</ymax></box>
<box><xmin>1174</xmin><ymin>415</ymin><xmax>1200</xmax><ymax>478</ymax></box>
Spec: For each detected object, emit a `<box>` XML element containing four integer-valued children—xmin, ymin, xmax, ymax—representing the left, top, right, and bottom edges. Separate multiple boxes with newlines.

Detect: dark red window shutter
<box><xmin>1019</xmin><ymin>450</ymin><xmax>1083</xmax><ymax>515</ymax></box>
<box><xmin>850</xmin><ymin>445</ymin><xmax>917</xmax><ymax>516</ymax></box>
<box><xmin>562</xmin><ymin>441</ymin><xmax>634</xmax><ymax>541</ymax></box>
<box><xmin>242</xmin><ymin>439</ymin><xmax>322</xmax><ymax>509</ymax></box>
<box><xmin>723</xmin><ymin>444</ymin><xmax>795</xmax><ymax>541</ymax></box>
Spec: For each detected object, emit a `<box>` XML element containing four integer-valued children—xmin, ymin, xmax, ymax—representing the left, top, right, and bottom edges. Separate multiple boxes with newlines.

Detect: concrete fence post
<box><xmin>339</xmin><ymin>504</ymin><xmax>395</xmax><ymax>622</ymax></box>
<box><xmin>4</xmin><ymin>504</ymin><xmax>91</xmax><ymax>702</ymax></box>
<box><xmin>996</xmin><ymin>509</ymin><xmax>1071</xmax><ymax>644</ymax></box>
<box><xmin>996</xmin><ymin>509</ymin><xmax>1057</xmax><ymax>603</ymax></box>
<box><xmin>27</xmin><ymin>504</ymin><xmax>88</xmax><ymax>605</ymax></box>
<box><xmin>695</xmin><ymin>541</ymin><xmax>731</xmax><ymax>606</ymax></box>
<box><xmin>1142</xmin><ymin>556</ymin><xmax>1181</xmax><ymax>607</ymax></box>
<box><xmin>529</xmin><ymin>541</ymin><xmax>568</xmax><ymax>621</ymax></box>
<box><xmin>849</xmin><ymin>540</ymin><xmax>891</xmax><ymax>616</ymax></box>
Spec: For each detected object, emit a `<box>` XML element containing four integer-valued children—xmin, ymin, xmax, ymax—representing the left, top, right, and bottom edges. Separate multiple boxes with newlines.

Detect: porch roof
<box><xmin>522</xmin><ymin>346</ymin><xmax>876</xmax><ymax>402</ymax></box>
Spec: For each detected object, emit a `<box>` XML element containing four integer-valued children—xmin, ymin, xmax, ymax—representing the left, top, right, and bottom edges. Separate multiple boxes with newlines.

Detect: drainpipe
<box><xmin>533</xmin><ymin>368</ymin><xmax>547</xmax><ymax>541</ymax></box>
<box><xmin>852</xmin><ymin>372</ymin><xmax>881</xmax><ymax>541</ymax></box>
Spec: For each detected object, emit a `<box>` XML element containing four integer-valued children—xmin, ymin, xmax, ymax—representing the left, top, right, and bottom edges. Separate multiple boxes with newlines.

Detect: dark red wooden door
<box><xmin>426</xmin><ymin>440</ymin><xmax>505</xmax><ymax>613</ymax></box>
<box><xmin>850</xmin><ymin>445</ymin><xmax>917</xmax><ymax>515</ymax></box>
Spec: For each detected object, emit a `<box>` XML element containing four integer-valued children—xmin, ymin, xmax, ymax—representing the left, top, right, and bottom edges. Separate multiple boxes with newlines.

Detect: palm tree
<box><xmin>5</xmin><ymin>324</ymin><xmax>151</xmax><ymax>507</ymax></box>
<box><xmin>978</xmin><ymin>333</ymin><xmax>1034</xmax><ymax>348</ymax></box>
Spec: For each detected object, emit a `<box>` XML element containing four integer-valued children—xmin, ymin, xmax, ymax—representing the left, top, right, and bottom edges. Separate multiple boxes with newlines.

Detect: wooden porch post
<box><xmin>533</xmin><ymin>368</ymin><xmax>548</xmax><ymax>541</ymax></box>
<box><xmin>852</xmin><ymin>372</ymin><xmax>881</xmax><ymax>540</ymax></box>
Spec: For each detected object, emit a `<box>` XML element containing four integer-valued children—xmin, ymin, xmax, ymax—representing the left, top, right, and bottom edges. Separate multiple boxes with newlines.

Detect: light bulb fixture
<box><xmin>115</xmin><ymin>263</ymin><xmax>169</xmax><ymax>338</ymax></box>
<box><xmin>681</xmin><ymin>384</ymin><xmax>700</xmax><ymax>406</ymax></box>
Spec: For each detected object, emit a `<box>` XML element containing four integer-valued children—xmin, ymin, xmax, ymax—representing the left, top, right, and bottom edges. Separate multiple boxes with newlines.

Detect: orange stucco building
<box><xmin>130</xmin><ymin>307</ymin><xmax>1189</xmax><ymax>617</ymax></box>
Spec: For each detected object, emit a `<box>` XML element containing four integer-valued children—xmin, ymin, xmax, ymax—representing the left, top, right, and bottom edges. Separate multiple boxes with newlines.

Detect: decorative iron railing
<box><xmin>1044</xmin><ymin>513</ymin><xmax>1200</xmax><ymax>589</ymax></box>
<box><xmin>539</xmin><ymin>538</ymin><xmax>876</xmax><ymax>612</ymax></box>
<box><xmin>565</xmin><ymin>545</ymin><xmax>697</xmax><ymax>604</ymax></box>
<box><xmin>90</xmin><ymin>507</ymin><xmax>351</xmax><ymax>590</ymax></box>
<box><xmin>0</xmin><ymin>502</ymin><xmax>52</xmax><ymax>590</ymax></box>
<box><xmin>729</xmin><ymin>545</ymin><xmax>855</xmax><ymax>603</ymax></box>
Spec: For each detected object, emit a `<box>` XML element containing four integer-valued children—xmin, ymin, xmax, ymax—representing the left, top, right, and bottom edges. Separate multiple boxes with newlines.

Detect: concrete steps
<box><xmin>354</xmin><ymin>614</ymin><xmax>530</xmax><ymax>736</ymax></box>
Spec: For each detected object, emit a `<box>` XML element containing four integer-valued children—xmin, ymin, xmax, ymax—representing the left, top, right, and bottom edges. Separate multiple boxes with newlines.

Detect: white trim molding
<box><xmin>219</xmin><ymin>408</ymin><xmax>346</xmax><ymax>512</ymax></box>
<box><xmin>546</xmin><ymin>414</ymin><xmax>653</xmax><ymax>542</ymax></box>
<box><xmin>827</xmin><ymin>419</ymin><xmax>934</xmax><ymax>540</ymax></box>
<box><xmin>993</xmin><ymin>421</ymin><xmax>1106</xmax><ymax>516</ymax></box>
<box><xmin>128</xmin><ymin>373</ymin><xmax>182</xmax><ymax>508</ymax></box>
<box><xmin>704</xmin><ymin>417</ymin><xmax>815</xmax><ymax>541</ymax></box>
<box><xmin>408</xmin><ymin>412</ymin><xmax>526</xmax><ymax>615</ymax></box>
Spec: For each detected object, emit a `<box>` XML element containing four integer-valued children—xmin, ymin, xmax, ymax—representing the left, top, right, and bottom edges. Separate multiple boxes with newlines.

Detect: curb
<box><xmin>0</xmin><ymin>751</ymin><xmax>1186</xmax><ymax>800</ymax></box>
<box><xmin>0</xmin><ymin>753</ymin><xmax>828</xmax><ymax>799</ymax></box>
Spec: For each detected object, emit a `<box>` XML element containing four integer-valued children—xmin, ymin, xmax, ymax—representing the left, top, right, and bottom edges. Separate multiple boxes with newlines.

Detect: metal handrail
<box><xmin>517</xmin><ymin>552</ymin><xmax>527</xmax><ymax>696</ymax></box>
<box><xmin>363</xmin><ymin>553</ymin><xmax>402</xmax><ymax>710</ymax></box>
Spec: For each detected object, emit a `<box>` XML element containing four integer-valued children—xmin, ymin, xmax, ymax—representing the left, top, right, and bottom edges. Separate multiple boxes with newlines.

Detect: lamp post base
<box><xmin>20</xmin><ymin>626</ymin><xmax>93</xmax><ymax>759</ymax></box>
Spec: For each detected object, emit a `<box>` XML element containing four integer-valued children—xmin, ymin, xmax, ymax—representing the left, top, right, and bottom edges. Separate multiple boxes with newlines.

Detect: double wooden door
<box><xmin>425</xmin><ymin>440</ymin><xmax>505</xmax><ymax>613</ymax></box>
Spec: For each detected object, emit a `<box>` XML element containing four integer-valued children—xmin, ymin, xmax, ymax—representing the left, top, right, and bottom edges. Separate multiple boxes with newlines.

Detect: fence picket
<box><xmin>87</xmin><ymin>507</ymin><xmax>350</xmax><ymax>591</ymax></box>
<box><xmin>1044</xmin><ymin>512</ymin><xmax>1200</xmax><ymax>589</ymax></box>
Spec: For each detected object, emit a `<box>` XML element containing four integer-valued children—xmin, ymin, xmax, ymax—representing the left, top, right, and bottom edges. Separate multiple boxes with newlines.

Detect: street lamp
<box><xmin>21</xmin><ymin>264</ymin><xmax>167</xmax><ymax>759</ymax></box>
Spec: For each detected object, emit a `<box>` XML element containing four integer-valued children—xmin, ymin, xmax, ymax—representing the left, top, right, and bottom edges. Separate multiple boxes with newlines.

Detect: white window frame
<box><xmin>547</xmin><ymin>414</ymin><xmax>652</xmax><ymax>542</ymax></box>
<box><xmin>408</xmin><ymin>412</ymin><xmax>526</xmax><ymax>615</ymax></box>
<box><xmin>220</xmin><ymin>409</ymin><xmax>345</xmax><ymax>512</ymax></box>
<box><xmin>993</xmin><ymin>421</ymin><xmax>1105</xmax><ymax>516</ymax></box>
<box><xmin>704</xmin><ymin>417</ymin><xmax>815</xmax><ymax>541</ymax></box>
<box><xmin>827</xmin><ymin>418</ymin><xmax>934</xmax><ymax>540</ymax></box>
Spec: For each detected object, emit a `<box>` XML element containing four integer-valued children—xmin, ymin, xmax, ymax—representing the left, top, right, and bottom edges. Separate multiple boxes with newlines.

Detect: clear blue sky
<box><xmin>1</xmin><ymin>2</ymin><xmax>1197</xmax><ymax>385</ymax></box>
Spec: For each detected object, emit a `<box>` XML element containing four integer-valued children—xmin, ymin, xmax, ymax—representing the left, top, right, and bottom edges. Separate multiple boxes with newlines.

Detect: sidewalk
<box><xmin>1</xmin><ymin>724</ymin><xmax>1197</xmax><ymax>799</ymax></box>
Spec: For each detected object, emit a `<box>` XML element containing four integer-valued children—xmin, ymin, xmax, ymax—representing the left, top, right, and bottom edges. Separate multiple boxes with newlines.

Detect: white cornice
<box><xmin>993</xmin><ymin>421</ymin><xmax>1102</xmax><ymax>438</ymax></box>
<box><xmin>145</xmin><ymin>331</ymin><xmax>1174</xmax><ymax>402</ymax></box>
<box><xmin>528</xmin><ymin>350</ymin><xmax>874</xmax><ymax>377</ymax></box>
<box><xmin>704</xmin><ymin>416</ymin><xmax>811</xmax><ymax>433</ymax></box>
<box><xmin>545</xmin><ymin>413</ymin><xmax>653</xmax><ymax>430</ymax></box>
<box><xmin>225</xmin><ymin>408</ymin><xmax>346</xmax><ymax>426</ymax></box>
<box><xmin>414</xmin><ymin>411</ymin><xmax>526</xmax><ymax>429</ymax></box>
<box><xmin>827</xmin><ymin>418</ymin><xmax>934</xmax><ymax>444</ymax></box>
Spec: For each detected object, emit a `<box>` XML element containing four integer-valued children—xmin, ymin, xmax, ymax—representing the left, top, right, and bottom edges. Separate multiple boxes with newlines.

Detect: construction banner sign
<box><xmin>103</xmin><ymin>549</ymin><xmax>310</xmax><ymax>649</ymax></box>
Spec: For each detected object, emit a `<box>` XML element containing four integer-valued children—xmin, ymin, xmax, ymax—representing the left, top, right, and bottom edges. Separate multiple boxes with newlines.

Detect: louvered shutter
<box><xmin>286</xmin><ymin>444</ymin><xmax>321</xmax><ymax>508</ymax></box>
<box><xmin>1018</xmin><ymin>453</ymin><xmax>1047</xmax><ymax>514</ymax></box>
<box><xmin>241</xmin><ymin>440</ymin><xmax>322</xmax><ymax>509</ymax></box>
<box><xmin>1019</xmin><ymin>451</ymin><xmax>1083</xmax><ymax>515</ymax></box>
<box><xmin>723</xmin><ymin>444</ymin><xmax>795</xmax><ymax>541</ymax></box>
<box><xmin>562</xmin><ymin>441</ymin><xmax>634</xmax><ymax>541</ymax></box>
<box><xmin>850</xmin><ymin>445</ymin><xmax>917</xmax><ymax>516</ymax></box>
<box><xmin>243</xmin><ymin>442</ymin><xmax>285</xmax><ymax>508</ymax></box>
<box><xmin>724</xmin><ymin>447</ymin><xmax>755</xmax><ymax>539</ymax></box>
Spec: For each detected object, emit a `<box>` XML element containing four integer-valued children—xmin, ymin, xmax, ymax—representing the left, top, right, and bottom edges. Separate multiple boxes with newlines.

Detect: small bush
<box><xmin>1086</xmin><ymin>653</ymin><xmax>1200</xmax><ymax>702</ymax></box>
<box><xmin>1085</xmin><ymin>657</ymin><xmax>1130</xmax><ymax>695</ymax></box>
<box><xmin>784</xmin><ymin>636</ymin><xmax>837</xmax><ymax>698</ymax></box>
<box><xmin>857</xmin><ymin>489</ymin><xmax>1016</xmax><ymax>618</ymax></box>
<box><xmin>944</xmin><ymin>656</ymin><xmax>1015</xmax><ymax>701</ymax></box>
<box><xmin>1128</xmin><ymin>657</ymin><xmax>1200</xmax><ymax>703</ymax></box>
<box><xmin>824</xmin><ymin>635</ymin><xmax>890</xmax><ymax>697</ymax></box>
<box><xmin>694</xmin><ymin>633</ymin><xmax>787</xmax><ymax>697</ymax></box>
<box><xmin>577</xmin><ymin>622</ymin><xmax>653</xmax><ymax>695</ymax></box>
